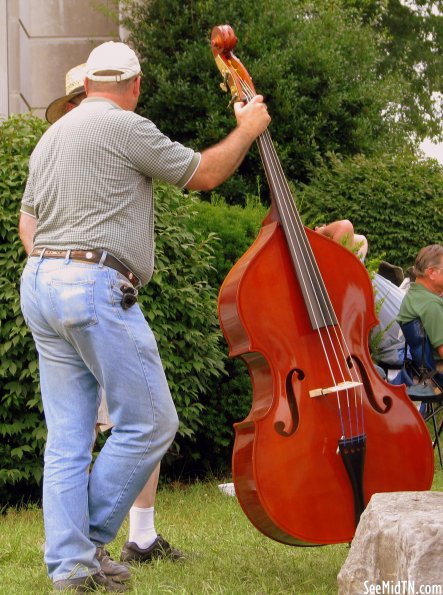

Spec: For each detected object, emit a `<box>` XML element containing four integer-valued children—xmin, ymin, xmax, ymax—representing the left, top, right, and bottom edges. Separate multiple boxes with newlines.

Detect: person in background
<box><xmin>397</xmin><ymin>244</ymin><xmax>443</xmax><ymax>363</ymax></box>
<box><xmin>46</xmin><ymin>62</ymin><xmax>181</xmax><ymax>567</ymax></box>
<box><xmin>315</xmin><ymin>220</ymin><xmax>368</xmax><ymax>261</ymax></box>
<box><xmin>315</xmin><ymin>220</ymin><xmax>406</xmax><ymax>368</ymax></box>
<box><xmin>45</xmin><ymin>63</ymin><xmax>87</xmax><ymax>123</ymax></box>
<box><xmin>19</xmin><ymin>41</ymin><xmax>270</xmax><ymax>592</ymax></box>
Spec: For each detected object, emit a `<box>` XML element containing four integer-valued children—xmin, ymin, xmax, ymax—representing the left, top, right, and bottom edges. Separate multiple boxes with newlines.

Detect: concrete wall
<box><xmin>0</xmin><ymin>0</ymin><xmax>9</xmax><ymax>117</ymax></box>
<box><xmin>1</xmin><ymin>0</ymin><xmax>120</xmax><ymax>120</ymax></box>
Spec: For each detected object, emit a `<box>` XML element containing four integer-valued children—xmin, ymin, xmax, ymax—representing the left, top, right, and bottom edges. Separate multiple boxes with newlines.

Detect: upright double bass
<box><xmin>212</xmin><ymin>25</ymin><xmax>434</xmax><ymax>546</ymax></box>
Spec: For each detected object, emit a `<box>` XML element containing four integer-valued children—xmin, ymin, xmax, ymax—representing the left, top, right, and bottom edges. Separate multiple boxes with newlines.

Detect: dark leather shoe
<box><xmin>96</xmin><ymin>546</ymin><xmax>131</xmax><ymax>582</ymax></box>
<box><xmin>120</xmin><ymin>535</ymin><xmax>185</xmax><ymax>563</ymax></box>
<box><xmin>53</xmin><ymin>570</ymin><xmax>129</xmax><ymax>592</ymax></box>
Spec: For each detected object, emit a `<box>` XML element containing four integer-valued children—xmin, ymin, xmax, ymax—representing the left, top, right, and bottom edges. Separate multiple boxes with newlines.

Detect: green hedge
<box><xmin>297</xmin><ymin>152</ymin><xmax>443</xmax><ymax>268</ymax></box>
<box><xmin>187</xmin><ymin>196</ymin><xmax>268</xmax><ymax>285</ymax></box>
<box><xmin>0</xmin><ymin>115</ymin><xmax>49</xmax><ymax>504</ymax></box>
<box><xmin>138</xmin><ymin>188</ymin><xmax>226</xmax><ymax>468</ymax></box>
<box><xmin>185</xmin><ymin>196</ymin><xmax>268</xmax><ymax>473</ymax></box>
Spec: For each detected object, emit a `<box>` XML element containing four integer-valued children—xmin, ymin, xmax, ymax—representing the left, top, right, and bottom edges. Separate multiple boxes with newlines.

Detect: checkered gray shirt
<box><xmin>21</xmin><ymin>97</ymin><xmax>200</xmax><ymax>285</ymax></box>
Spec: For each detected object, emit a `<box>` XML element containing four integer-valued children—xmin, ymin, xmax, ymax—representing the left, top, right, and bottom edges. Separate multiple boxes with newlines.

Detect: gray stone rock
<box><xmin>337</xmin><ymin>491</ymin><xmax>443</xmax><ymax>595</ymax></box>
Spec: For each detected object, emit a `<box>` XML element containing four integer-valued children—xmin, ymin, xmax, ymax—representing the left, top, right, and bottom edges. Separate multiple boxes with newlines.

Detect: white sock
<box><xmin>128</xmin><ymin>506</ymin><xmax>158</xmax><ymax>549</ymax></box>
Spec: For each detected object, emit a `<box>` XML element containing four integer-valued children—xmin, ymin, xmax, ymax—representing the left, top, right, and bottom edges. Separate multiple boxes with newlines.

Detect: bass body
<box><xmin>219</xmin><ymin>220</ymin><xmax>434</xmax><ymax>545</ymax></box>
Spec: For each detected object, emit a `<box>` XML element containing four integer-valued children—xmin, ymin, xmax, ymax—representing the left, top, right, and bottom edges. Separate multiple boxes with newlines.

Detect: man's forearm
<box><xmin>19</xmin><ymin>212</ymin><xmax>36</xmax><ymax>255</ymax></box>
<box><xmin>186</xmin><ymin>126</ymin><xmax>256</xmax><ymax>191</ymax></box>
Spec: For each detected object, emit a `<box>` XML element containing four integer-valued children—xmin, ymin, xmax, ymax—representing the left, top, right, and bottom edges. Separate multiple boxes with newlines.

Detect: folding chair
<box><xmin>399</xmin><ymin>319</ymin><xmax>443</xmax><ymax>468</ymax></box>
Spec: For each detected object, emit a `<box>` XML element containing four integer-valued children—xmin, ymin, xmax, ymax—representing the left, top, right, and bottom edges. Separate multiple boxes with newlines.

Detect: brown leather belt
<box><xmin>30</xmin><ymin>248</ymin><xmax>141</xmax><ymax>288</ymax></box>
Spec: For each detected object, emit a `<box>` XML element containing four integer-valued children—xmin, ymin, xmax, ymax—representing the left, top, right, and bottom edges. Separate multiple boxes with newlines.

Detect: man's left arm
<box><xmin>19</xmin><ymin>212</ymin><xmax>36</xmax><ymax>255</ymax></box>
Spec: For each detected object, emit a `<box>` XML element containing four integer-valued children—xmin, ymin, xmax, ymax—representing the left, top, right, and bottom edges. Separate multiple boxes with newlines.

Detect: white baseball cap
<box><xmin>86</xmin><ymin>41</ymin><xmax>141</xmax><ymax>82</ymax></box>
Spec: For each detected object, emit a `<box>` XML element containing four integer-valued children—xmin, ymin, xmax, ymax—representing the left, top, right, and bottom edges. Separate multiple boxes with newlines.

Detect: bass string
<box><xmin>239</xmin><ymin>79</ymin><xmax>365</xmax><ymax>439</ymax></box>
<box><xmin>258</xmin><ymin>132</ymin><xmax>362</xmax><ymax>439</ymax></box>
<box><xmin>258</xmin><ymin>132</ymin><xmax>366</xmax><ymax>439</ymax></box>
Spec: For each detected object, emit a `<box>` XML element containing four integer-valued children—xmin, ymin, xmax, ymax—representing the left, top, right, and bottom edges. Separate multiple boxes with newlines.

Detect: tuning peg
<box><xmin>228</xmin><ymin>93</ymin><xmax>240</xmax><ymax>108</ymax></box>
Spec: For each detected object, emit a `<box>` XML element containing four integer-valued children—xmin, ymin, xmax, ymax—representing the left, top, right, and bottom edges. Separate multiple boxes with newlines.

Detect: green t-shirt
<box><xmin>397</xmin><ymin>282</ymin><xmax>443</xmax><ymax>352</ymax></box>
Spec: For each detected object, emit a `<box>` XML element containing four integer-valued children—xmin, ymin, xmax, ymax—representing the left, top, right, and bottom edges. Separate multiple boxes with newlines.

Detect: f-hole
<box><xmin>274</xmin><ymin>368</ymin><xmax>304</xmax><ymax>437</ymax></box>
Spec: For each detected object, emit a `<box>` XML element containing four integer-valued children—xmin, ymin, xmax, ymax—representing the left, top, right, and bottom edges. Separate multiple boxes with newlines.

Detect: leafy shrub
<box><xmin>0</xmin><ymin>114</ymin><xmax>48</xmax><ymax>504</ymax></box>
<box><xmin>296</xmin><ymin>152</ymin><xmax>443</xmax><ymax>268</ymax></box>
<box><xmin>140</xmin><ymin>187</ymin><xmax>226</xmax><ymax>467</ymax></box>
<box><xmin>184</xmin><ymin>196</ymin><xmax>269</xmax><ymax>473</ymax></box>
<box><xmin>187</xmin><ymin>195</ymin><xmax>268</xmax><ymax>286</ymax></box>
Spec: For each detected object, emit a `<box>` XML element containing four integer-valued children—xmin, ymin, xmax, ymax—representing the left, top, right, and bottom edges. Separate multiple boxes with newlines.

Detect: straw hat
<box><xmin>86</xmin><ymin>41</ymin><xmax>141</xmax><ymax>82</ymax></box>
<box><xmin>45</xmin><ymin>63</ymin><xmax>86</xmax><ymax>124</ymax></box>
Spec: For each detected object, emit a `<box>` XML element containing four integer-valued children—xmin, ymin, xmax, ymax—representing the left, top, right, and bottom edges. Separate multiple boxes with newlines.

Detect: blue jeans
<box><xmin>20</xmin><ymin>255</ymin><xmax>179</xmax><ymax>581</ymax></box>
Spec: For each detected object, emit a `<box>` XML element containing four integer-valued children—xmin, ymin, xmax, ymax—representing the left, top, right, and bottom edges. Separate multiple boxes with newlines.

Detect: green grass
<box><xmin>1</xmin><ymin>468</ymin><xmax>442</xmax><ymax>595</ymax></box>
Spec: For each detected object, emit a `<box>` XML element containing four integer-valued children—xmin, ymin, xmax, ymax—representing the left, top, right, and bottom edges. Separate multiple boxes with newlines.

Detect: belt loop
<box><xmin>64</xmin><ymin>249</ymin><xmax>71</xmax><ymax>264</ymax></box>
<box><xmin>34</xmin><ymin>248</ymin><xmax>46</xmax><ymax>291</ymax></box>
<box><xmin>98</xmin><ymin>250</ymin><xmax>107</xmax><ymax>268</ymax></box>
